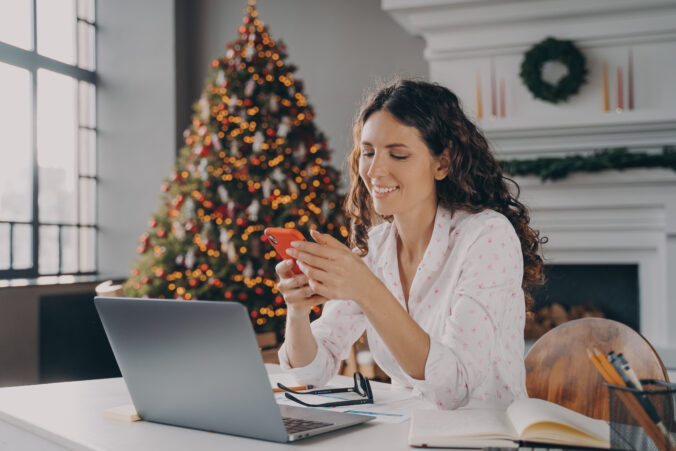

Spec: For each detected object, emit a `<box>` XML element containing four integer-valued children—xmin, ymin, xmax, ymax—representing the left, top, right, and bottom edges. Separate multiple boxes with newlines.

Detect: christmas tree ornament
<box><xmin>277</xmin><ymin>116</ymin><xmax>291</xmax><ymax>138</ymax></box>
<box><xmin>226</xmin><ymin>242</ymin><xmax>237</xmax><ymax>260</ymax></box>
<box><xmin>198</xmin><ymin>158</ymin><xmax>209</xmax><ymax>181</ymax></box>
<box><xmin>243</xmin><ymin>261</ymin><xmax>254</xmax><ymax>278</ymax></box>
<box><xmin>212</xmin><ymin>133</ymin><xmax>222</xmax><ymax>151</ymax></box>
<box><xmin>216</xmin><ymin>69</ymin><xmax>225</xmax><ymax>86</ymax></box>
<box><xmin>219</xmin><ymin>228</ymin><xmax>230</xmax><ymax>251</ymax></box>
<box><xmin>198</xmin><ymin>96</ymin><xmax>210</xmax><ymax>121</ymax></box>
<box><xmin>183</xmin><ymin>198</ymin><xmax>195</xmax><ymax>218</ymax></box>
<box><xmin>269</xmin><ymin>94</ymin><xmax>278</xmax><ymax>112</ymax></box>
<box><xmin>287</xmin><ymin>179</ymin><xmax>299</xmax><ymax>194</ymax></box>
<box><xmin>252</xmin><ymin>131</ymin><xmax>264</xmax><ymax>153</ymax></box>
<box><xmin>244</xmin><ymin>79</ymin><xmax>256</xmax><ymax>97</ymax></box>
<box><xmin>172</xmin><ymin>221</ymin><xmax>186</xmax><ymax>240</ymax></box>
<box><xmin>248</xmin><ymin>199</ymin><xmax>261</xmax><ymax>221</ymax></box>
<box><xmin>185</xmin><ymin>248</ymin><xmax>196</xmax><ymax>269</ymax></box>
<box><xmin>230</xmin><ymin>139</ymin><xmax>239</xmax><ymax>156</ymax></box>
<box><xmin>271</xmin><ymin>167</ymin><xmax>285</xmax><ymax>184</ymax></box>
<box><xmin>262</xmin><ymin>178</ymin><xmax>272</xmax><ymax>198</ymax></box>
<box><xmin>218</xmin><ymin>185</ymin><xmax>229</xmax><ymax>203</ymax></box>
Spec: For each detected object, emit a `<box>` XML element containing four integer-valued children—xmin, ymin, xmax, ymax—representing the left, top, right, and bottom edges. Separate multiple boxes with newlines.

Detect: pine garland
<box><xmin>500</xmin><ymin>146</ymin><xmax>676</xmax><ymax>181</ymax></box>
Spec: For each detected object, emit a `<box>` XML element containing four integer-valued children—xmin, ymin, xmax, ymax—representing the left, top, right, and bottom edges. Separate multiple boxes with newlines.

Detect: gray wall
<box><xmin>97</xmin><ymin>0</ymin><xmax>177</xmax><ymax>276</ymax></box>
<box><xmin>180</xmin><ymin>0</ymin><xmax>428</xmax><ymax>186</ymax></box>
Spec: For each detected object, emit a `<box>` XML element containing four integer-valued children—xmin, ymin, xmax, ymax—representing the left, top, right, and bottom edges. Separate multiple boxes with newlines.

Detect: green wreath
<box><xmin>520</xmin><ymin>37</ymin><xmax>588</xmax><ymax>103</ymax></box>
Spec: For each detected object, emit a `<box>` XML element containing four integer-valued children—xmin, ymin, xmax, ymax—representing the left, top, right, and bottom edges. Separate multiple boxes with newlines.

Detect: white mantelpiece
<box><xmin>382</xmin><ymin>0</ymin><xmax>676</xmax><ymax>363</ymax></box>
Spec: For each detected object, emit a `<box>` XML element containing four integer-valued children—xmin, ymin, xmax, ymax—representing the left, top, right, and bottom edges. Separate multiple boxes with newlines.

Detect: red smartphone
<box><xmin>263</xmin><ymin>227</ymin><xmax>306</xmax><ymax>274</ymax></box>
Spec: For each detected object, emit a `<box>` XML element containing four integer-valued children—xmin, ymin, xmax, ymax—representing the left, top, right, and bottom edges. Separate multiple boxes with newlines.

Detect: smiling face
<box><xmin>358</xmin><ymin>110</ymin><xmax>449</xmax><ymax>219</ymax></box>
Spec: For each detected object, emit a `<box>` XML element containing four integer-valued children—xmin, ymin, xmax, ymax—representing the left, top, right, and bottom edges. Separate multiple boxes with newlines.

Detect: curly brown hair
<box><xmin>344</xmin><ymin>79</ymin><xmax>547</xmax><ymax>310</ymax></box>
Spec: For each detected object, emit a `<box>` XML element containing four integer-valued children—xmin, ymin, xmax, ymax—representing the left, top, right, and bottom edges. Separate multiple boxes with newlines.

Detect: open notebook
<box><xmin>409</xmin><ymin>397</ymin><xmax>610</xmax><ymax>449</ymax></box>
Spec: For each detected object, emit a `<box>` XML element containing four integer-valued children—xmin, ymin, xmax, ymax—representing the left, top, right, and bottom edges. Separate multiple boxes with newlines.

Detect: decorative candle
<box><xmin>499</xmin><ymin>78</ymin><xmax>506</xmax><ymax>118</ymax></box>
<box><xmin>602</xmin><ymin>61</ymin><xmax>610</xmax><ymax>112</ymax></box>
<box><xmin>617</xmin><ymin>67</ymin><xmax>623</xmax><ymax>112</ymax></box>
<box><xmin>490</xmin><ymin>58</ymin><xmax>497</xmax><ymax>118</ymax></box>
<box><xmin>476</xmin><ymin>72</ymin><xmax>483</xmax><ymax>119</ymax></box>
<box><xmin>628</xmin><ymin>49</ymin><xmax>634</xmax><ymax>110</ymax></box>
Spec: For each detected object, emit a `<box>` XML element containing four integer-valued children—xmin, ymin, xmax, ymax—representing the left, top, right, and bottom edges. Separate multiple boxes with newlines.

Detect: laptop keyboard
<box><xmin>282</xmin><ymin>416</ymin><xmax>333</xmax><ymax>434</ymax></box>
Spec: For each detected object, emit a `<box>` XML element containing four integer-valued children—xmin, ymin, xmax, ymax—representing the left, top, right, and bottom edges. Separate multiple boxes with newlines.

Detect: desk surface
<box><xmin>0</xmin><ymin>366</ymin><xmax>423</xmax><ymax>450</ymax></box>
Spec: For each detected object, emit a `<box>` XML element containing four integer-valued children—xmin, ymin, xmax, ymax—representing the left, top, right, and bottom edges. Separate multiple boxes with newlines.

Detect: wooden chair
<box><xmin>525</xmin><ymin>317</ymin><xmax>670</xmax><ymax>421</ymax></box>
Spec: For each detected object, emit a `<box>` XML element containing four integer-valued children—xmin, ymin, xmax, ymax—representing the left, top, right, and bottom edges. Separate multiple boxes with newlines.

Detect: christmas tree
<box><xmin>123</xmin><ymin>0</ymin><xmax>347</xmax><ymax>336</ymax></box>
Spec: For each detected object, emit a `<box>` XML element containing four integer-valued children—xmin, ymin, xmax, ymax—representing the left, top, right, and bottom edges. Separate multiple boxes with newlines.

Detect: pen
<box><xmin>273</xmin><ymin>385</ymin><xmax>312</xmax><ymax>393</ymax></box>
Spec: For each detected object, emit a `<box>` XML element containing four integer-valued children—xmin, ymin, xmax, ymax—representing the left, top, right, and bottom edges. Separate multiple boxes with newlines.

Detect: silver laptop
<box><xmin>94</xmin><ymin>296</ymin><xmax>373</xmax><ymax>442</ymax></box>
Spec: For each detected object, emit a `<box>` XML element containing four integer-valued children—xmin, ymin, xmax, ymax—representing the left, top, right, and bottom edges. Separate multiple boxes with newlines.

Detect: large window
<box><xmin>0</xmin><ymin>0</ymin><xmax>97</xmax><ymax>279</ymax></box>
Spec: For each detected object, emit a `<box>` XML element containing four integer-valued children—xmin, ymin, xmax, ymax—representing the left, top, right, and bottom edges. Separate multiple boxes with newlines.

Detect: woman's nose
<box><xmin>366</xmin><ymin>152</ymin><xmax>387</xmax><ymax>178</ymax></box>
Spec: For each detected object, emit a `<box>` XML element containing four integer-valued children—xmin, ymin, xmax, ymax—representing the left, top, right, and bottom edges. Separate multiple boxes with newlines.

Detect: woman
<box><xmin>276</xmin><ymin>79</ymin><xmax>546</xmax><ymax>409</ymax></box>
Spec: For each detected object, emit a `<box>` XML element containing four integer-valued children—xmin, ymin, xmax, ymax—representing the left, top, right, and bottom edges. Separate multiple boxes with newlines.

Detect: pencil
<box><xmin>273</xmin><ymin>385</ymin><xmax>312</xmax><ymax>393</ymax></box>
<box><xmin>589</xmin><ymin>349</ymin><xmax>670</xmax><ymax>450</ymax></box>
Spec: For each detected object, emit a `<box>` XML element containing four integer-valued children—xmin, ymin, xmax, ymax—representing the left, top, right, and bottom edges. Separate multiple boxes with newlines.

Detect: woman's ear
<box><xmin>435</xmin><ymin>148</ymin><xmax>451</xmax><ymax>180</ymax></box>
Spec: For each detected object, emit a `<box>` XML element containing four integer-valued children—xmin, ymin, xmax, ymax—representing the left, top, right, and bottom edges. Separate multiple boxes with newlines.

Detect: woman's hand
<box><xmin>275</xmin><ymin>259</ymin><xmax>328</xmax><ymax>318</ymax></box>
<box><xmin>285</xmin><ymin>230</ymin><xmax>384</xmax><ymax>306</ymax></box>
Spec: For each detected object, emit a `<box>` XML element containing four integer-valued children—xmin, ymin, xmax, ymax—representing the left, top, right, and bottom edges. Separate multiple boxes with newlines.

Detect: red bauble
<box><xmin>149</xmin><ymin>219</ymin><xmax>158</xmax><ymax>227</ymax></box>
<box><xmin>157</xmin><ymin>229</ymin><xmax>167</xmax><ymax>238</ymax></box>
<box><xmin>225</xmin><ymin>291</ymin><xmax>233</xmax><ymax>299</ymax></box>
<box><xmin>204</xmin><ymin>181</ymin><xmax>212</xmax><ymax>188</ymax></box>
<box><xmin>275</xmin><ymin>296</ymin><xmax>283</xmax><ymax>304</ymax></box>
<box><xmin>160</xmin><ymin>184</ymin><xmax>169</xmax><ymax>192</ymax></box>
<box><xmin>243</xmin><ymin>16</ymin><xmax>250</xmax><ymax>24</ymax></box>
<box><xmin>236</xmin><ymin>217</ymin><xmax>245</xmax><ymax>226</ymax></box>
<box><xmin>210</xmin><ymin>59</ymin><xmax>219</xmax><ymax>68</ymax></box>
<box><xmin>236</xmin><ymin>264</ymin><xmax>244</xmax><ymax>272</ymax></box>
<box><xmin>238</xmin><ymin>292</ymin><xmax>248</xmax><ymax>300</ymax></box>
<box><xmin>254</xmin><ymin>287</ymin><xmax>263</xmax><ymax>295</ymax></box>
<box><xmin>155</xmin><ymin>269</ymin><xmax>166</xmax><ymax>278</ymax></box>
<box><xmin>200</xmin><ymin>264</ymin><xmax>209</xmax><ymax>271</ymax></box>
<box><xmin>250</xmin><ymin>310</ymin><xmax>258</xmax><ymax>318</ymax></box>
<box><xmin>244</xmin><ymin>99</ymin><xmax>253</xmax><ymax>107</ymax></box>
<box><xmin>238</xmin><ymin>25</ymin><xmax>246</xmax><ymax>34</ymax></box>
<box><xmin>142</xmin><ymin>276</ymin><xmax>150</xmax><ymax>284</ymax></box>
<box><xmin>199</xmin><ymin>146</ymin><xmax>210</xmax><ymax>157</ymax></box>
<box><xmin>189</xmin><ymin>279</ymin><xmax>198</xmax><ymax>287</ymax></box>
<box><xmin>265</xmin><ymin>128</ymin><xmax>275</xmax><ymax>137</ymax></box>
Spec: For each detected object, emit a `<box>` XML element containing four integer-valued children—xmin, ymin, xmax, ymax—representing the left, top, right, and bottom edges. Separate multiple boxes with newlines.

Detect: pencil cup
<box><xmin>607</xmin><ymin>380</ymin><xmax>676</xmax><ymax>451</ymax></box>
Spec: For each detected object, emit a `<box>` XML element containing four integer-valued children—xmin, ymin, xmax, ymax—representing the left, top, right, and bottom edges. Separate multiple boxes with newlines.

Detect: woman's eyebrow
<box><xmin>360</xmin><ymin>141</ymin><xmax>409</xmax><ymax>149</ymax></box>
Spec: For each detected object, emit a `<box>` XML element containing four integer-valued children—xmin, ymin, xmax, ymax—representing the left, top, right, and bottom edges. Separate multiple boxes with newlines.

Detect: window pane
<box><xmin>0</xmin><ymin>0</ymin><xmax>32</xmax><ymax>50</ymax></box>
<box><xmin>78</xmin><ymin>81</ymin><xmax>95</xmax><ymax>127</ymax></box>
<box><xmin>61</xmin><ymin>225</ymin><xmax>77</xmax><ymax>273</ymax></box>
<box><xmin>77</xmin><ymin>21</ymin><xmax>95</xmax><ymax>71</ymax></box>
<box><xmin>0</xmin><ymin>223</ymin><xmax>9</xmax><ymax>269</ymax></box>
<box><xmin>37</xmin><ymin>69</ymin><xmax>77</xmax><ymax>224</ymax></box>
<box><xmin>78</xmin><ymin>128</ymin><xmax>96</xmax><ymax>176</ymax></box>
<box><xmin>78</xmin><ymin>177</ymin><xmax>95</xmax><ymax>225</ymax></box>
<box><xmin>79</xmin><ymin>226</ymin><xmax>95</xmax><ymax>272</ymax></box>
<box><xmin>0</xmin><ymin>62</ymin><xmax>32</xmax><ymax>222</ymax></box>
<box><xmin>37</xmin><ymin>0</ymin><xmax>76</xmax><ymax>65</ymax></box>
<box><xmin>39</xmin><ymin>225</ymin><xmax>59</xmax><ymax>274</ymax></box>
<box><xmin>12</xmin><ymin>223</ymin><xmax>32</xmax><ymax>269</ymax></box>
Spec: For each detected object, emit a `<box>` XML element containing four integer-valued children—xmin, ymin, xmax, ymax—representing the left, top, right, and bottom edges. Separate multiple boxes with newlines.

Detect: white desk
<box><xmin>0</xmin><ymin>366</ymin><xmax>426</xmax><ymax>450</ymax></box>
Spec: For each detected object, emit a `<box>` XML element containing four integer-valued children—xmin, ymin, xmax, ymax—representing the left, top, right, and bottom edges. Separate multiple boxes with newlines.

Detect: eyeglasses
<box><xmin>276</xmin><ymin>372</ymin><xmax>374</xmax><ymax>408</ymax></box>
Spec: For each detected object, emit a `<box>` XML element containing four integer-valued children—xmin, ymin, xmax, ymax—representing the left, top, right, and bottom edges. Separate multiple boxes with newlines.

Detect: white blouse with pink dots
<box><xmin>278</xmin><ymin>205</ymin><xmax>528</xmax><ymax>410</ymax></box>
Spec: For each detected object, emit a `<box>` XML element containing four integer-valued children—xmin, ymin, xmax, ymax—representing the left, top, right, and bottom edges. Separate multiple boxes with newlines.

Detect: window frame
<box><xmin>0</xmin><ymin>0</ymin><xmax>98</xmax><ymax>279</ymax></box>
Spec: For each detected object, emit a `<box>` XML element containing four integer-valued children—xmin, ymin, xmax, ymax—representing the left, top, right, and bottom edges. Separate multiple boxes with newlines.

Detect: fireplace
<box><xmin>526</xmin><ymin>264</ymin><xmax>639</xmax><ymax>341</ymax></box>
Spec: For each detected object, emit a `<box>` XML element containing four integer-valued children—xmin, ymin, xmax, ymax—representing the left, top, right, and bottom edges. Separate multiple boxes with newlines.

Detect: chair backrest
<box><xmin>524</xmin><ymin>317</ymin><xmax>669</xmax><ymax>421</ymax></box>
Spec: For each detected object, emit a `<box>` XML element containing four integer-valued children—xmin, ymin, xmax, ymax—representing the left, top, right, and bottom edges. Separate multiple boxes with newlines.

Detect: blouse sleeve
<box><xmin>404</xmin><ymin>215</ymin><xmax>525</xmax><ymax>409</ymax></box>
<box><xmin>278</xmin><ymin>299</ymin><xmax>367</xmax><ymax>387</ymax></box>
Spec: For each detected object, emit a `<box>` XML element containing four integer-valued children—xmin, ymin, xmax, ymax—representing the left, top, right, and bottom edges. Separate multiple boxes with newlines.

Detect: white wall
<box><xmin>181</xmin><ymin>0</ymin><xmax>428</xmax><ymax>187</ymax></box>
<box><xmin>97</xmin><ymin>0</ymin><xmax>177</xmax><ymax>276</ymax></box>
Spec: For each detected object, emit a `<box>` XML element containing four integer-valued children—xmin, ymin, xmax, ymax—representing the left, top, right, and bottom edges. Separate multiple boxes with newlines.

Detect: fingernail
<box><xmin>290</xmin><ymin>241</ymin><xmax>301</xmax><ymax>248</ymax></box>
<box><xmin>286</xmin><ymin>248</ymin><xmax>297</xmax><ymax>257</ymax></box>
